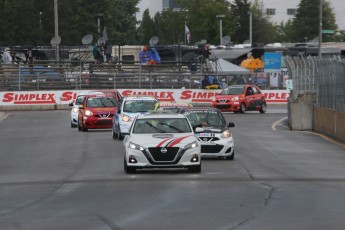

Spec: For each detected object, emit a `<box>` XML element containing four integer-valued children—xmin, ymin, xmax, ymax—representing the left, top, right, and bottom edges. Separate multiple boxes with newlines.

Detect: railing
<box><xmin>0</xmin><ymin>60</ymin><xmax>287</xmax><ymax>91</ymax></box>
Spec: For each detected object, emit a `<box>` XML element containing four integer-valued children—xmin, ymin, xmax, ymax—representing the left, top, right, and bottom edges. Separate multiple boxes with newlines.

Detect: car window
<box><xmin>86</xmin><ymin>97</ymin><xmax>117</xmax><ymax>108</ymax></box>
<box><xmin>133</xmin><ymin>118</ymin><xmax>191</xmax><ymax>133</ymax></box>
<box><xmin>123</xmin><ymin>100</ymin><xmax>157</xmax><ymax>113</ymax></box>
<box><xmin>221</xmin><ymin>86</ymin><xmax>245</xmax><ymax>95</ymax></box>
<box><xmin>75</xmin><ymin>95</ymin><xmax>86</xmax><ymax>105</ymax></box>
<box><xmin>184</xmin><ymin>110</ymin><xmax>225</xmax><ymax>127</ymax></box>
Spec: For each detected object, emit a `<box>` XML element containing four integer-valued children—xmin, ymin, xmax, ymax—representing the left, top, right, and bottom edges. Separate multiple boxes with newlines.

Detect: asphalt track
<box><xmin>1</xmin><ymin>105</ymin><xmax>345</xmax><ymax>230</ymax></box>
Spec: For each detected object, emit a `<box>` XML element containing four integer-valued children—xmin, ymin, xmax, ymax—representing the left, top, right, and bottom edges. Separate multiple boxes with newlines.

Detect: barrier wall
<box><xmin>0</xmin><ymin>89</ymin><xmax>289</xmax><ymax>110</ymax></box>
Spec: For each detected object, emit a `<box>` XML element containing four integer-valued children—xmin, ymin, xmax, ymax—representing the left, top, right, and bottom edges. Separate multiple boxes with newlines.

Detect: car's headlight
<box><xmin>85</xmin><ymin>110</ymin><xmax>93</xmax><ymax>116</ymax></box>
<box><xmin>221</xmin><ymin>129</ymin><xmax>232</xmax><ymax>138</ymax></box>
<box><xmin>184</xmin><ymin>141</ymin><xmax>198</xmax><ymax>150</ymax></box>
<box><xmin>72</xmin><ymin>107</ymin><xmax>79</xmax><ymax>113</ymax></box>
<box><xmin>122</xmin><ymin>114</ymin><xmax>131</xmax><ymax>122</ymax></box>
<box><xmin>231</xmin><ymin>97</ymin><xmax>239</xmax><ymax>101</ymax></box>
<box><xmin>128</xmin><ymin>141</ymin><xmax>144</xmax><ymax>151</ymax></box>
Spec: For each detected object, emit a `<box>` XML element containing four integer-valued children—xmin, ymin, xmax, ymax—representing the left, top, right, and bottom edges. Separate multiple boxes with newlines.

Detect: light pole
<box><xmin>248</xmin><ymin>11</ymin><xmax>252</xmax><ymax>46</ymax></box>
<box><xmin>216</xmin><ymin>15</ymin><xmax>225</xmax><ymax>46</ymax></box>
<box><xmin>54</xmin><ymin>0</ymin><xmax>59</xmax><ymax>61</ymax></box>
<box><xmin>39</xmin><ymin>12</ymin><xmax>43</xmax><ymax>30</ymax></box>
<box><xmin>318</xmin><ymin>0</ymin><xmax>322</xmax><ymax>57</ymax></box>
<box><xmin>96</xmin><ymin>13</ymin><xmax>104</xmax><ymax>36</ymax></box>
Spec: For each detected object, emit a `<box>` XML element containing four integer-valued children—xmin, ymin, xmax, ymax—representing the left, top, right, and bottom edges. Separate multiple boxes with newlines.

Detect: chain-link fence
<box><xmin>286</xmin><ymin>56</ymin><xmax>345</xmax><ymax>112</ymax></box>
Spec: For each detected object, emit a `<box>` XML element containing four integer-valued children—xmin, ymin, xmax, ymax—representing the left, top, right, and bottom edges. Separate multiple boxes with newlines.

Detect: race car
<box><xmin>69</xmin><ymin>90</ymin><xmax>122</xmax><ymax>128</ymax></box>
<box><xmin>77</xmin><ymin>93</ymin><xmax>118</xmax><ymax>131</ymax></box>
<box><xmin>180</xmin><ymin>107</ymin><xmax>235</xmax><ymax>160</ymax></box>
<box><xmin>211</xmin><ymin>84</ymin><xmax>267</xmax><ymax>113</ymax></box>
<box><xmin>154</xmin><ymin>102</ymin><xmax>193</xmax><ymax>113</ymax></box>
<box><xmin>112</xmin><ymin>95</ymin><xmax>159</xmax><ymax>140</ymax></box>
<box><xmin>123</xmin><ymin>111</ymin><xmax>202</xmax><ymax>173</ymax></box>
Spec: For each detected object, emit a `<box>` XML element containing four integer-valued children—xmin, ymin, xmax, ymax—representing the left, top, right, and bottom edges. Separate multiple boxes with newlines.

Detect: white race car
<box><xmin>180</xmin><ymin>107</ymin><xmax>235</xmax><ymax>160</ymax></box>
<box><xmin>123</xmin><ymin>112</ymin><xmax>202</xmax><ymax>173</ymax></box>
<box><xmin>112</xmin><ymin>95</ymin><xmax>158</xmax><ymax>140</ymax></box>
<box><xmin>69</xmin><ymin>91</ymin><xmax>94</xmax><ymax>127</ymax></box>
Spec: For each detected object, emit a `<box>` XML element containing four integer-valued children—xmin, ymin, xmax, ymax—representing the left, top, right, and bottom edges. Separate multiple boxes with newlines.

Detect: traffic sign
<box><xmin>322</xmin><ymin>30</ymin><xmax>335</xmax><ymax>34</ymax></box>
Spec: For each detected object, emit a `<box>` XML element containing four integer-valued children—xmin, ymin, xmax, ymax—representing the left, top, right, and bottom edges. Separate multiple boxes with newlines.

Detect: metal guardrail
<box><xmin>285</xmin><ymin>56</ymin><xmax>345</xmax><ymax>112</ymax></box>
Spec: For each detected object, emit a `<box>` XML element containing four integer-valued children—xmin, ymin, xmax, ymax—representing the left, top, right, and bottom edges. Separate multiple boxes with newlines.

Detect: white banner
<box><xmin>0</xmin><ymin>89</ymin><xmax>289</xmax><ymax>106</ymax></box>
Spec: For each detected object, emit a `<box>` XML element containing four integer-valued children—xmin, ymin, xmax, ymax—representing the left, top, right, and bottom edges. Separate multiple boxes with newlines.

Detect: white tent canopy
<box><xmin>211</xmin><ymin>58</ymin><xmax>250</xmax><ymax>75</ymax></box>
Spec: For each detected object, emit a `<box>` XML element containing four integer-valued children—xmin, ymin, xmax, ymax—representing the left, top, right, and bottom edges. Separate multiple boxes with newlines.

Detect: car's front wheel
<box><xmin>260</xmin><ymin>102</ymin><xmax>267</xmax><ymax>113</ymax></box>
<box><xmin>124</xmin><ymin>159</ymin><xmax>136</xmax><ymax>174</ymax></box>
<box><xmin>239</xmin><ymin>103</ymin><xmax>246</xmax><ymax>113</ymax></box>
<box><xmin>118</xmin><ymin>130</ymin><xmax>124</xmax><ymax>140</ymax></box>
<box><xmin>78</xmin><ymin>119</ymin><xmax>82</xmax><ymax>131</ymax></box>
<box><xmin>81</xmin><ymin>119</ymin><xmax>88</xmax><ymax>132</ymax></box>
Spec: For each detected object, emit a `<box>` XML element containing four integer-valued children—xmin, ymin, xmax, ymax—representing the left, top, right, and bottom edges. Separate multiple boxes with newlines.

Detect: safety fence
<box><xmin>0</xmin><ymin>60</ymin><xmax>288</xmax><ymax>91</ymax></box>
<box><xmin>286</xmin><ymin>56</ymin><xmax>345</xmax><ymax>112</ymax></box>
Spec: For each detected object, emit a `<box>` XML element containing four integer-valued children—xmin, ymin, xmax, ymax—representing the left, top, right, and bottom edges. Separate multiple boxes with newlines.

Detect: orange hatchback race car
<box><xmin>78</xmin><ymin>93</ymin><xmax>118</xmax><ymax>131</ymax></box>
<box><xmin>211</xmin><ymin>85</ymin><xmax>267</xmax><ymax>113</ymax></box>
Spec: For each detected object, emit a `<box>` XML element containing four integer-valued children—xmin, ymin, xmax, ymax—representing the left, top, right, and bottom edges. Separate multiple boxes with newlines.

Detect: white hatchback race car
<box><xmin>180</xmin><ymin>107</ymin><xmax>235</xmax><ymax>160</ymax></box>
<box><xmin>123</xmin><ymin>112</ymin><xmax>202</xmax><ymax>173</ymax></box>
<box><xmin>112</xmin><ymin>95</ymin><xmax>158</xmax><ymax>140</ymax></box>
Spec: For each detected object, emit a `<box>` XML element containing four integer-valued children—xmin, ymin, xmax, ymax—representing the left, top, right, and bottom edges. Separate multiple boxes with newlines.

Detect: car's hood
<box><xmin>129</xmin><ymin>133</ymin><xmax>197</xmax><ymax>148</ymax></box>
<box><xmin>215</xmin><ymin>94</ymin><xmax>242</xmax><ymax>100</ymax></box>
<box><xmin>88</xmin><ymin>107</ymin><xmax>116</xmax><ymax>115</ymax></box>
<box><xmin>198</xmin><ymin>126</ymin><xmax>225</xmax><ymax>133</ymax></box>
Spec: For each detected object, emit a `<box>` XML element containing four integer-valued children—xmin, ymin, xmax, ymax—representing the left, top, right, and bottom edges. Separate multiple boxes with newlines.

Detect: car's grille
<box><xmin>215</xmin><ymin>104</ymin><xmax>231</xmax><ymax>109</ymax></box>
<box><xmin>94</xmin><ymin>120</ymin><xmax>112</xmax><ymax>125</ymax></box>
<box><xmin>198</xmin><ymin>137</ymin><xmax>220</xmax><ymax>142</ymax></box>
<box><xmin>94</xmin><ymin>112</ymin><xmax>113</xmax><ymax>118</ymax></box>
<box><xmin>148</xmin><ymin>147</ymin><xmax>180</xmax><ymax>162</ymax></box>
<box><xmin>201</xmin><ymin>145</ymin><xmax>224</xmax><ymax>153</ymax></box>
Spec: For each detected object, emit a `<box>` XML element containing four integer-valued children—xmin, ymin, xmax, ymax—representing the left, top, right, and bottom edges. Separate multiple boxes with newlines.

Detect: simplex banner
<box><xmin>0</xmin><ymin>89</ymin><xmax>289</xmax><ymax>106</ymax></box>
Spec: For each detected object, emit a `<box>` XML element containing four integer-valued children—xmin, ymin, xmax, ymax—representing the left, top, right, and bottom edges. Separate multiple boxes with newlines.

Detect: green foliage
<box><xmin>292</xmin><ymin>0</ymin><xmax>338</xmax><ymax>43</ymax></box>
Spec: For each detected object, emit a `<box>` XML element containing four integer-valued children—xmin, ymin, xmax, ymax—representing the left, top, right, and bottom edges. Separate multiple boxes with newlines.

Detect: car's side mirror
<box><xmin>69</xmin><ymin>102</ymin><xmax>73</xmax><ymax>106</ymax></box>
<box><xmin>228</xmin><ymin>122</ymin><xmax>235</xmax><ymax>128</ymax></box>
<box><xmin>117</xmin><ymin>109</ymin><xmax>121</xmax><ymax>113</ymax></box>
<box><xmin>78</xmin><ymin>105</ymin><xmax>84</xmax><ymax>109</ymax></box>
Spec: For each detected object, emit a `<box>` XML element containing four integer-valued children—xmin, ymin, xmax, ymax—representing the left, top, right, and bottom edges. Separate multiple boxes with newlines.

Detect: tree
<box><xmin>137</xmin><ymin>9</ymin><xmax>155</xmax><ymax>44</ymax></box>
<box><xmin>292</xmin><ymin>0</ymin><xmax>338</xmax><ymax>43</ymax></box>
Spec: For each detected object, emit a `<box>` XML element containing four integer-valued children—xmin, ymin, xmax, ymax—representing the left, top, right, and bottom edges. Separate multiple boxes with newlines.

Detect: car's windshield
<box><xmin>86</xmin><ymin>97</ymin><xmax>117</xmax><ymax>108</ymax></box>
<box><xmin>184</xmin><ymin>110</ymin><xmax>225</xmax><ymax>127</ymax></box>
<box><xmin>133</xmin><ymin>118</ymin><xmax>192</xmax><ymax>133</ymax></box>
<box><xmin>75</xmin><ymin>95</ymin><xmax>85</xmax><ymax>105</ymax></box>
<box><xmin>221</xmin><ymin>86</ymin><xmax>245</xmax><ymax>95</ymax></box>
<box><xmin>123</xmin><ymin>100</ymin><xmax>157</xmax><ymax>113</ymax></box>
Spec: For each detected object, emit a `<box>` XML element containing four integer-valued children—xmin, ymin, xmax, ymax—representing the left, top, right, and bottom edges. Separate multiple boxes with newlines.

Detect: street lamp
<box><xmin>248</xmin><ymin>11</ymin><xmax>252</xmax><ymax>46</ymax></box>
<box><xmin>216</xmin><ymin>15</ymin><xmax>225</xmax><ymax>46</ymax></box>
<box><xmin>39</xmin><ymin>12</ymin><xmax>43</xmax><ymax>30</ymax></box>
<box><xmin>96</xmin><ymin>13</ymin><xmax>104</xmax><ymax>36</ymax></box>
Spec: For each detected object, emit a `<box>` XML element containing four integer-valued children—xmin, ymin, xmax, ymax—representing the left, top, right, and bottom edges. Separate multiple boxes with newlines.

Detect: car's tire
<box><xmin>124</xmin><ymin>159</ymin><xmax>136</xmax><ymax>174</ymax></box>
<box><xmin>78</xmin><ymin>120</ymin><xmax>82</xmax><ymax>131</ymax></box>
<box><xmin>226</xmin><ymin>151</ymin><xmax>235</xmax><ymax>160</ymax></box>
<box><xmin>112</xmin><ymin>131</ymin><xmax>117</xmax><ymax>139</ymax></box>
<box><xmin>118</xmin><ymin>130</ymin><xmax>124</xmax><ymax>140</ymax></box>
<box><xmin>239</xmin><ymin>103</ymin><xmax>246</xmax><ymax>113</ymax></box>
<box><xmin>71</xmin><ymin>122</ymin><xmax>76</xmax><ymax>128</ymax></box>
<box><xmin>81</xmin><ymin>119</ymin><xmax>88</xmax><ymax>132</ymax></box>
<box><xmin>260</xmin><ymin>102</ymin><xmax>267</xmax><ymax>113</ymax></box>
<box><xmin>189</xmin><ymin>164</ymin><xmax>201</xmax><ymax>173</ymax></box>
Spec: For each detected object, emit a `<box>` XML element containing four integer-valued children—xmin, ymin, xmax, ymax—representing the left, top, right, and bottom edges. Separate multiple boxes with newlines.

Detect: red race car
<box><xmin>211</xmin><ymin>85</ymin><xmax>267</xmax><ymax>113</ymax></box>
<box><xmin>78</xmin><ymin>93</ymin><xmax>118</xmax><ymax>131</ymax></box>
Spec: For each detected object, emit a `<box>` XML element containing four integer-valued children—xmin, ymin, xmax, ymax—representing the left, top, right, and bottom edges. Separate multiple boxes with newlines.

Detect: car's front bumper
<box><xmin>198</xmin><ymin>137</ymin><xmax>234</xmax><ymax>157</ymax></box>
<box><xmin>212</xmin><ymin>102</ymin><xmax>241</xmax><ymax>112</ymax></box>
<box><xmin>125</xmin><ymin>147</ymin><xmax>201</xmax><ymax>169</ymax></box>
<box><xmin>83</xmin><ymin>116</ymin><xmax>113</xmax><ymax>129</ymax></box>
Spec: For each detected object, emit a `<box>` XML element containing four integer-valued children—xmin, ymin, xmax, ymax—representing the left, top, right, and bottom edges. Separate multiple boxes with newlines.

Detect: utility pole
<box><xmin>216</xmin><ymin>15</ymin><xmax>225</xmax><ymax>46</ymax></box>
<box><xmin>318</xmin><ymin>0</ymin><xmax>322</xmax><ymax>57</ymax></box>
<box><xmin>249</xmin><ymin>11</ymin><xmax>252</xmax><ymax>46</ymax></box>
<box><xmin>54</xmin><ymin>0</ymin><xmax>59</xmax><ymax>61</ymax></box>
